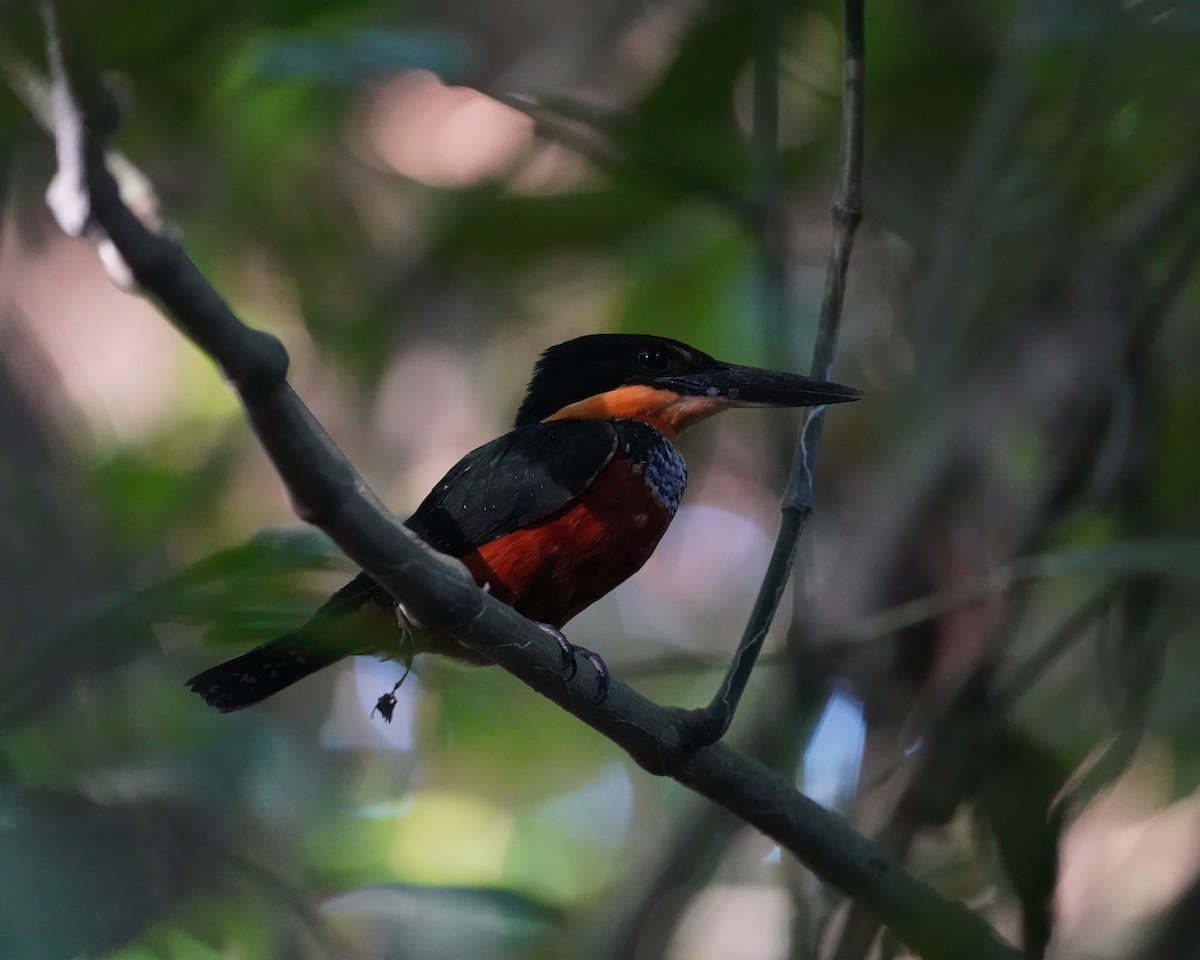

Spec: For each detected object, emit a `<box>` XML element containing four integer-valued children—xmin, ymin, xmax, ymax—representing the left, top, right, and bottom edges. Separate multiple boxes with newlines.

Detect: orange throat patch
<box><xmin>543</xmin><ymin>384</ymin><xmax>728</xmax><ymax>439</ymax></box>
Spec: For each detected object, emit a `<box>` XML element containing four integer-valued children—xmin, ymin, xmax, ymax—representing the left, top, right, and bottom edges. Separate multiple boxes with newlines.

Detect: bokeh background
<box><xmin>1</xmin><ymin>0</ymin><xmax>1199</xmax><ymax>958</ymax></box>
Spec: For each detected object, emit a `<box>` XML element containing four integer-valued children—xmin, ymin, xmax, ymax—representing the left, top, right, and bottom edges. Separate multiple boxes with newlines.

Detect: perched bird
<box><xmin>187</xmin><ymin>333</ymin><xmax>860</xmax><ymax>712</ymax></box>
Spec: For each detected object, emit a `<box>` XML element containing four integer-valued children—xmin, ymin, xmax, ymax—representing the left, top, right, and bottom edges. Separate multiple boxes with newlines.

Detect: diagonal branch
<box><xmin>16</xmin><ymin>4</ymin><xmax>1022</xmax><ymax>959</ymax></box>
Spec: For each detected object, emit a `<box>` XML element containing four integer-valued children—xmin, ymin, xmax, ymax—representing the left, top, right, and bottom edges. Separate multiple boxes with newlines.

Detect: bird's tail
<box><xmin>185</xmin><ymin>626</ymin><xmax>345</xmax><ymax>712</ymax></box>
<box><xmin>187</xmin><ymin>572</ymin><xmax>390</xmax><ymax>712</ymax></box>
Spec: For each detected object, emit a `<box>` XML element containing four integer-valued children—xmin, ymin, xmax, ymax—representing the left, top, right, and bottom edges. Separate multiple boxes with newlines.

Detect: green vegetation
<box><xmin>1</xmin><ymin>0</ymin><xmax>1199</xmax><ymax>958</ymax></box>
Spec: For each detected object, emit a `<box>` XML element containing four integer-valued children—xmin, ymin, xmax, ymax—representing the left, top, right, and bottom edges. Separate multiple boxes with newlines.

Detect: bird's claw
<box><xmin>571</xmin><ymin>644</ymin><xmax>610</xmax><ymax>702</ymax></box>
<box><xmin>538</xmin><ymin>623</ymin><xmax>610</xmax><ymax>702</ymax></box>
<box><xmin>542</xmin><ymin>624</ymin><xmax>578</xmax><ymax>680</ymax></box>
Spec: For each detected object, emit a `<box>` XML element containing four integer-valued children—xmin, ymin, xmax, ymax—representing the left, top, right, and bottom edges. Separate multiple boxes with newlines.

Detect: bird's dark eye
<box><xmin>637</xmin><ymin>347</ymin><xmax>670</xmax><ymax>371</ymax></box>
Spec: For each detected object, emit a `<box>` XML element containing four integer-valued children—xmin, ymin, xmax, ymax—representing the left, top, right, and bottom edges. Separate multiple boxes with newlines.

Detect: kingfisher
<box><xmin>187</xmin><ymin>333</ymin><xmax>860</xmax><ymax>712</ymax></box>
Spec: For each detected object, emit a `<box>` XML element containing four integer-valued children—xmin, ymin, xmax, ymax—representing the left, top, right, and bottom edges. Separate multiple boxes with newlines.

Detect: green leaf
<box><xmin>1024</xmin><ymin>538</ymin><xmax>1200</xmax><ymax>582</ymax></box>
<box><xmin>635</xmin><ymin>0</ymin><xmax>754</xmax><ymax>130</ymax></box>
<box><xmin>434</xmin><ymin>185</ymin><xmax>674</xmax><ymax>266</ymax></box>
<box><xmin>618</xmin><ymin>203</ymin><xmax>761</xmax><ymax>356</ymax></box>
<box><xmin>321</xmin><ymin>884</ymin><xmax>559</xmax><ymax>960</ymax></box>
<box><xmin>976</xmin><ymin>728</ymin><xmax>1067</xmax><ymax>957</ymax></box>
<box><xmin>0</xmin><ymin>790</ymin><xmax>192</xmax><ymax>960</ymax></box>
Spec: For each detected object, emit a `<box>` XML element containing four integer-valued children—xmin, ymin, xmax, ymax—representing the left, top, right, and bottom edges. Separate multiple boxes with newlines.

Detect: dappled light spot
<box><xmin>0</xmin><ymin>222</ymin><xmax>194</xmax><ymax>441</ymax></box>
<box><xmin>371</xmin><ymin>341</ymin><xmax>494</xmax><ymax>508</ymax></box>
<box><xmin>1055</xmin><ymin>744</ymin><xmax>1200</xmax><ymax>958</ymax></box>
<box><xmin>799</xmin><ymin>684</ymin><xmax>865</xmax><ymax>812</ymax></box>
<box><xmin>319</xmin><ymin>657</ymin><xmax>420</xmax><ymax>752</ymax></box>
<box><xmin>360</xmin><ymin>70</ymin><xmax>534</xmax><ymax>187</ymax></box>
<box><xmin>573</xmin><ymin>500</ymin><xmax>782</xmax><ymax>657</ymax></box>
<box><xmin>386</xmin><ymin>791</ymin><xmax>515</xmax><ymax>886</ymax></box>
<box><xmin>668</xmin><ymin>883</ymin><xmax>790</xmax><ymax>960</ymax></box>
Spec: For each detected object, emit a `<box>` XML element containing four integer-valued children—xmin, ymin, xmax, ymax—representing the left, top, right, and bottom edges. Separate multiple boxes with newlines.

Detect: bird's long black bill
<box><xmin>657</xmin><ymin>362</ymin><xmax>863</xmax><ymax>407</ymax></box>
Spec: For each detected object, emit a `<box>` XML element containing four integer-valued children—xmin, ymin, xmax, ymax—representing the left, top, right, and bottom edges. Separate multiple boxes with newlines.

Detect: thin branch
<box><xmin>1107</xmin><ymin>149</ymin><xmax>1200</xmax><ymax>271</ymax></box>
<box><xmin>993</xmin><ymin>587</ymin><xmax>1116</xmax><ymax>709</ymax></box>
<box><xmin>1133</xmin><ymin>213</ymin><xmax>1200</xmax><ymax>338</ymax></box>
<box><xmin>18</xmin><ymin>5</ymin><xmax>1024</xmax><ymax>959</ymax></box>
<box><xmin>584</xmin><ymin>794</ymin><xmax>737</xmax><ymax>960</ymax></box>
<box><xmin>495</xmin><ymin>92</ymin><xmax>749</xmax><ymax>215</ymax></box>
<box><xmin>688</xmin><ymin>0</ymin><xmax>866</xmax><ymax>745</ymax></box>
<box><xmin>839</xmin><ymin>539</ymin><xmax>1200</xmax><ymax>648</ymax></box>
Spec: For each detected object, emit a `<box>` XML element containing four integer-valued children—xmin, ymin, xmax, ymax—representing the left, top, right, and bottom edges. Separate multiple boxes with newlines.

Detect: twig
<box><xmin>993</xmin><ymin>587</ymin><xmax>1116</xmax><ymax>709</ymax></box>
<box><xmin>494</xmin><ymin>92</ymin><xmax>749</xmax><ymax>216</ymax></box>
<box><xmin>20</xmin><ymin>5</ymin><xmax>1024</xmax><ymax>959</ymax></box>
<box><xmin>840</xmin><ymin>539</ymin><xmax>1200</xmax><ymax>647</ymax></box>
<box><xmin>584</xmin><ymin>795</ymin><xmax>738</xmax><ymax>960</ymax></box>
<box><xmin>688</xmin><ymin>0</ymin><xmax>865</xmax><ymax>746</ymax></box>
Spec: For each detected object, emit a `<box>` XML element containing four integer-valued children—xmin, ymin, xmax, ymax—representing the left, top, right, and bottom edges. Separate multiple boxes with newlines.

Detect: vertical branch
<box><xmin>786</xmin><ymin>0</ymin><xmax>864</xmax><ymax>515</ymax></box>
<box><xmin>812</xmin><ymin>0</ymin><xmax>865</xmax><ymax>378</ymax></box>
<box><xmin>688</xmin><ymin>0</ymin><xmax>866</xmax><ymax>746</ymax></box>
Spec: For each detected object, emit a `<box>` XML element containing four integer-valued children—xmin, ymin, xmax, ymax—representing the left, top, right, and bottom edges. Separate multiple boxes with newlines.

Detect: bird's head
<box><xmin>514</xmin><ymin>334</ymin><xmax>861</xmax><ymax>439</ymax></box>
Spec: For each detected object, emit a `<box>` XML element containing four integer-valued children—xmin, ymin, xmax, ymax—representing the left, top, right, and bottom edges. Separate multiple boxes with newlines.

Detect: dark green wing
<box><xmin>186</xmin><ymin>420</ymin><xmax>620</xmax><ymax>711</ymax></box>
<box><xmin>404</xmin><ymin>419</ymin><xmax>618</xmax><ymax>555</ymax></box>
<box><xmin>315</xmin><ymin>419</ymin><xmax>619</xmax><ymax>622</ymax></box>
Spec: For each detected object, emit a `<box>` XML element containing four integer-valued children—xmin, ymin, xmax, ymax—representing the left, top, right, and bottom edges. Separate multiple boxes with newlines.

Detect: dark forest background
<box><xmin>1</xmin><ymin>0</ymin><xmax>1199</xmax><ymax>958</ymax></box>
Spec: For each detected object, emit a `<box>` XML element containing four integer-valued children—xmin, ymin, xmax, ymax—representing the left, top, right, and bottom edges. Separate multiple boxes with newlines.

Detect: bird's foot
<box><xmin>538</xmin><ymin>623</ymin><xmax>610</xmax><ymax>703</ymax></box>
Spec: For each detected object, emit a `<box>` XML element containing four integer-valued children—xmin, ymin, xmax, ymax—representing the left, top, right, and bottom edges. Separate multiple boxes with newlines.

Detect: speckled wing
<box><xmin>403</xmin><ymin>419</ymin><xmax>620</xmax><ymax>556</ymax></box>
<box><xmin>186</xmin><ymin>419</ymin><xmax>635</xmax><ymax>710</ymax></box>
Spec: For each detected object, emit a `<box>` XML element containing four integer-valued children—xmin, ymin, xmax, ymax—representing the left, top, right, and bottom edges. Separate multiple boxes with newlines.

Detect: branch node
<box><xmin>227</xmin><ymin>330</ymin><xmax>291</xmax><ymax>399</ymax></box>
<box><xmin>831</xmin><ymin>197</ymin><xmax>863</xmax><ymax>230</ymax></box>
<box><xmin>623</xmin><ymin>707</ymin><xmax>698</xmax><ymax>777</ymax></box>
<box><xmin>679</xmin><ymin>705</ymin><xmax>730</xmax><ymax>753</ymax></box>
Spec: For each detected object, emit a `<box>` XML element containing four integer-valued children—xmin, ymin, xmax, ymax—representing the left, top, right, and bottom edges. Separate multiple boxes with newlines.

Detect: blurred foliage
<box><xmin>1</xmin><ymin>0</ymin><xmax>1200</xmax><ymax>958</ymax></box>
